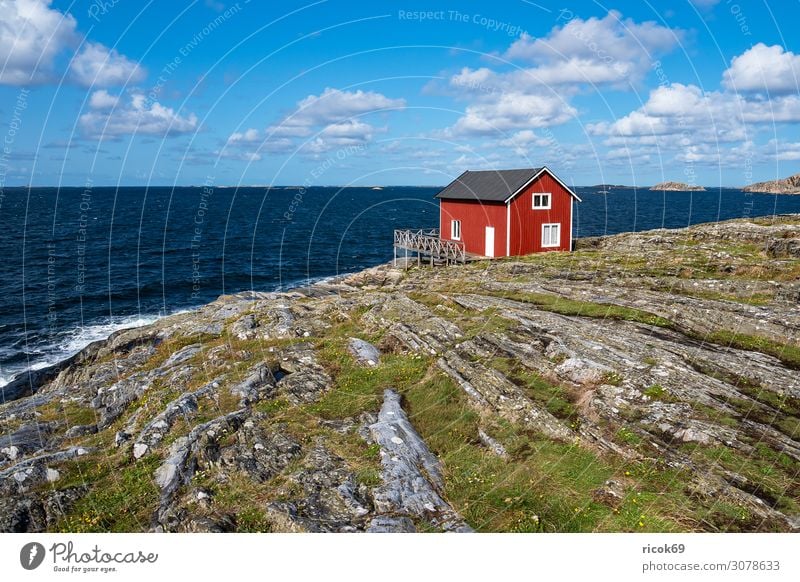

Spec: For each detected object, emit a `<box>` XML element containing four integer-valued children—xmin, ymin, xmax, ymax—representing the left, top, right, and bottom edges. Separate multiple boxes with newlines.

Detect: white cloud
<box><xmin>319</xmin><ymin>119</ymin><xmax>376</xmax><ymax>139</ymax></box>
<box><xmin>268</xmin><ymin>88</ymin><xmax>404</xmax><ymax>136</ymax></box>
<box><xmin>303</xmin><ymin>120</ymin><xmax>381</xmax><ymax>153</ymax></box>
<box><xmin>722</xmin><ymin>43</ymin><xmax>800</xmax><ymax>95</ymax></box>
<box><xmin>583</xmin><ymin>42</ymin><xmax>800</xmax><ymax>171</ymax></box>
<box><xmin>498</xmin><ymin>130</ymin><xmax>552</xmax><ymax>148</ymax></box>
<box><xmin>70</xmin><ymin>42</ymin><xmax>146</xmax><ymax>87</ymax></box>
<box><xmin>226</xmin><ymin>128</ymin><xmax>261</xmax><ymax>144</ymax></box>
<box><xmin>445</xmin><ymin>91</ymin><xmax>576</xmax><ymax>137</ymax></box>
<box><xmin>496</xmin><ymin>129</ymin><xmax>558</xmax><ymax>157</ymax></box>
<box><xmin>218</xmin><ymin>150</ymin><xmax>262</xmax><ymax>162</ymax></box>
<box><xmin>220</xmin><ymin>128</ymin><xmax>268</xmax><ymax>161</ymax></box>
<box><xmin>80</xmin><ymin>91</ymin><xmax>198</xmax><ymax>139</ymax></box>
<box><xmin>221</xmin><ymin>128</ymin><xmax>263</xmax><ymax>160</ymax></box>
<box><xmin>265</xmin><ymin>88</ymin><xmax>404</xmax><ymax>153</ymax></box>
<box><xmin>297</xmin><ymin>88</ymin><xmax>403</xmax><ymax>121</ymax></box>
<box><xmin>588</xmin><ymin>82</ymin><xmax>800</xmax><ymax>147</ymax></box>
<box><xmin>0</xmin><ymin>0</ymin><xmax>144</xmax><ymax>87</ymax></box>
<box><xmin>505</xmin><ymin>10</ymin><xmax>680</xmax><ymax>86</ymax></box>
<box><xmin>441</xmin><ymin>11</ymin><xmax>680</xmax><ymax>104</ymax></box>
<box><xmin>672</xmin><ymin>140</ymin><xmax>756</xmax><ymax>167</ymax></box>
<box><xmin>0</xmin><ymin>0</ymin><xmax>78</xmax><ymax>85</ymax></box>
<box><xmin>88</xmin><ymin>89</ymin><xmax>119</xmax><ymax>109</ymax></box>
<box><xmin>439</xmin><ymin>11</ymin><xmax>680</xmax><ymax>138</ymax></box>
<box><xmin>764</xmin><ymin>139</ymin><xmax>800</xmax><ymax>161</ymax></box>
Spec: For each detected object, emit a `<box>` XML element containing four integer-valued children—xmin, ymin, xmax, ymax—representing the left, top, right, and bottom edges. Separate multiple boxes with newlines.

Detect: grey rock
<box><xmin>276</xmin><ymin>343</ymin><xmax>331</xmax><ymax>404</ymax></box>
<box><xmin>478</xmin><ymin>429</ymin><xmax>508</xmax><ymax>458</ymax></box>
<box><xmin>65</xmin><ymin>424</ymin><xmax>97</xmax><ymax>439</ymax></box>
<box><xmin>367</xmin><ymin>516</ymin><xmax>417</xmax><ymax>532</ymax></box>
<box><xmin>369</xmin><ymin>389</ymin><xmax>472</xmax><ymax>532</ymax></box>
<box><xmin>218</xmin><ymin>418</ymin><xmax>301</xmax><ymax>482</ymax></box>
<box><xmin>229</xmin><ymin>364</ymin><xmax>276</xmax><ymax>406</ymax></box>
<box><xmin>0</xmin><ymin>485</ymin><xmax>88</xmax><ymax>533</ymax></box>
<box><xmin>231</xmin><ymin>313</ymin><xmax>258</xmax><ymax>340</ymax></box>
<box><xmin>265</xmin><ymin>442</ymin><xmax>373</xmax><ymax>532</ymax></box>
<box><xmin>152</xmin><ymin>409</ymin><xmax>247</xmax><ymax>528</ymax></box>
<box><xmin>91</xmin><ymin>373</ymin><xmax>152</xmax><ymax>429</ymax></box>
<box><xmin>162</xmin><ymin>344</ymin><xmax>202</xmax><ymax>368</ymax></box>
<box><xmin>437</xmin><ymin>351</ymin><xmax>572</xmax><ymax>442</ymax></box>
<box><xmin>133</xmin><ymin>377</ymin><xmax>222</xmax><ymax>457</ymax></box>
<box><xmin>348</xmin><ymin>338</ymin><xmax>381</xmax><ymax>366</ymax></box>
<box><xmin>0</xmin><ymin>447</ymin><xmax>91</xmax><ymax>495</ymax></box>
<box><xmin>362</xmin><ymin>295</ymin><xmax>462</xmax><ymax>355</ymax></box>
<box><xmin>0</xmin><ymin>423</ymin><xmax>56</xmax><ymax>460</ymax></box>
<box><xmin>766</xmin><ymin>237</ymin><xmax>800</xmax><ymax>258</ymax></box>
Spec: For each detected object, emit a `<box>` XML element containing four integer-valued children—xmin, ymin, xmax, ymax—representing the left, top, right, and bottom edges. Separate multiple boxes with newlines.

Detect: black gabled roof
<box><xmin>435</xmin><ymin>168</ymin><xmax>543</xmax><ymax>202</ymax></box>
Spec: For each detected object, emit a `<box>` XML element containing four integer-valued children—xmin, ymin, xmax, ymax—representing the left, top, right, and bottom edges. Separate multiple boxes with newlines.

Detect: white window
<box><xmin>541</xmin><ymin>223</ymin><xmax>560</xmax><ymax>248</ymax></box>
<box><xmin>451</xmin><ymin>219</ymin><xmax>461</xmax><ymax>241</ymax></box>
<box><xmin>532</xmin><ymin>193</ymin><xmax>551</xmax><ymax>209</ymax></box>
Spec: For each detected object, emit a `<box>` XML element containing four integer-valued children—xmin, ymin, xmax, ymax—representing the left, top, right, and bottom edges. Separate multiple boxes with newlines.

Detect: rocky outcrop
<box><xmin>265</xmin><ymin>442</ymin><xmax>372</xmax><ymax>532</ymax></box>
<box><xmin>367</xmin><ymin>390</ymin><xmax>471</xmax><ymax>532</ymax></box>
<box><xmin>650</xmin><ymin>181</ymin><xmax>706</xmax><ymax>191</ymax></box>
<box><xmin>1</xmin><ymin>215</ymin><xmax>799</xmax><ymax>533</ymax></box>
<box><xmin>437</xmin><ymin>350</ymin><xmax>573</xmax><ymax>442</ymax></box>
<box><xmin>743</xmin><ymin>173</ymin><xmax>800</xmax><ymax>194</ymax></box>
<box><xmin>348</xmin><ymin>338</ymin><xmax>381</xmax><ymax>367</ymax></box>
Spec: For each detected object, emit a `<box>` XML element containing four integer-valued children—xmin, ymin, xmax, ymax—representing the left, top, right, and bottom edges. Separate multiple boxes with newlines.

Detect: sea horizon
<box><xmin>0</xmin><ymin>183</ymin><xmax>784</xmax><ymax>190</ymax></box>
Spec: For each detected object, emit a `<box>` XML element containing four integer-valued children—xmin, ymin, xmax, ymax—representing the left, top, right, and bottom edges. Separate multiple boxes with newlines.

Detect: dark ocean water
<box><xmin>1</xmin><ymin>185</ymin><xmax>799</xmax><ymax>387</ymax></box>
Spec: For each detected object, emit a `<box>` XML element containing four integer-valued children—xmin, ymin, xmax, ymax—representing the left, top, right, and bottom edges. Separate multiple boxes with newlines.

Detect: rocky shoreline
<box><xmin>650</xmin><ymin>181</ymin><xmax>706</xmax><ymax>191</ymax></box>
<box><xmin>743</xmin><ymin>174</ymin><xmax>800</xmax><ymax>195</ymax></box>
<box><xmin>1</xmin><ymin>215</ymin><xmax>799</xmax><ymax>533</ymax></box>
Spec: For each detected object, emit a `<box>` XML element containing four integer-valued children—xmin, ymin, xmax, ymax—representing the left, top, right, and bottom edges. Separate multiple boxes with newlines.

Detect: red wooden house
<box><xmin>436</xmin><ymin>167</ymin><xmax>581</xmax><ymax>257</ymax></box>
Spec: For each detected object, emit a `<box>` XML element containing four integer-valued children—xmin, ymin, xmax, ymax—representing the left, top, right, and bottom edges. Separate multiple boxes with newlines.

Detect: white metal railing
<box><xmin>394</xmin><ymin>228</ymin><xmax>466</xmax><ymax>263</ymax></box>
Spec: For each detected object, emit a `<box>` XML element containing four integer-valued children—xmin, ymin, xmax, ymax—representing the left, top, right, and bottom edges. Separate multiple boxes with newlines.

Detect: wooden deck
<box><xmin>393</xmin><ymin>228</ymin><xmax>482</xmax><ymax>267</ymax></box>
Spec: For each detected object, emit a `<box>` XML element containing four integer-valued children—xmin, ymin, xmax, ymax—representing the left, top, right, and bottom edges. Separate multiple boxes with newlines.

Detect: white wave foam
<box><xmin>274</xmin><ymin>273</ymin><xmax>341</xmax><ymax>292</ymax></box>
<box><xmin>0</xmin><ymin>311</ymin><xmax>178</xmax><ymax>390</ymax></box>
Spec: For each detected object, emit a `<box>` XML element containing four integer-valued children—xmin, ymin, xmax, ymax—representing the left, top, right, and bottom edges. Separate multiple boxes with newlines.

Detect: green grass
<box><xmin>616</xmin><ymin>426</ymin><xmax>643</xmax><ymax>445</ymax></box>
<box><xmin>190</xmin><ymin>469</ymin><xmax>276</xmax><ymax>532</ymax></box>
<box><xmin>602</xmin><ymin>371</ymin><xmax>624</xmax><ymax>386</ymax></box>
<box><xmin>684</xmin><ymin>444</ymin><xmax>800</xmax><ymax>517</ymax></box>
<box><xmin>401</xmin><ymin>372</ymin><xmax>699</xmax><ymax>532</ymax></box>
<box><xmin>484</xmin><ymin>290</ymin><xmax>675</xmax><ymax>328</ymax></box>
<box><xmin>491</xmin><ymin>357</ymin><xmax>577</xmax><ymax>421</ymax></box>
<box><xmin>642</xmin><ymin>384</ymin><xmax>675</xmax><ymax>402</ymax></box>
<box><xmin>704</xmin><ymin>330</ymin><xmax>800</xmax><ymax>369</ymax></box>
<box><xmin>481</xmin><ymin>290</ymin><xmax>800</xmax><ymax>372</ymax></box>
<box><xmin>55</xmin><ymin>455</ymin><xmax>161</xmax><ymax>532</ymax></box>
<box><xmin>235</xmin><ymin>508</ymin><xmax>272</xmax><ymax>532</ymax></box>
<box><xmin>310</xmin><ymin>339</ymin><xmax>431</xmax><ymax>419</ymax></box>
<box><xmin>723</xmin><ymin>396</ymin><xmax>800</xmax><ymax>438</ymax></box>
<box><xmin>36</xmin><ymin>400</ymin><xmax>98</xmax><ymax>427</ymax></box>
<box><xmin>688</xmin><ymin>402</ymin><xmax>739</xmax><ymax>428</ymax></box>
<box><xmin>673</xmin><ymin>288</ymin><xmax>774</xmax><ymax>306</ymax></box>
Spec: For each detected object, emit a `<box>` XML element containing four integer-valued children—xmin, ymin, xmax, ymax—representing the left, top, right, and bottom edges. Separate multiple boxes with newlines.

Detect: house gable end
<box><xmin>503</xmin><ymin>167</ymin><xmax>581</xmax><ymax>204</ymax></box>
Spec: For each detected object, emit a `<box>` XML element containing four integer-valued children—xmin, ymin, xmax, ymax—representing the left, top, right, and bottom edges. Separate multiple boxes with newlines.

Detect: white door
<box><xmin>485</xmin><ymin>226</ymin><xmax>495</xmax><ymax>257</ymax></box>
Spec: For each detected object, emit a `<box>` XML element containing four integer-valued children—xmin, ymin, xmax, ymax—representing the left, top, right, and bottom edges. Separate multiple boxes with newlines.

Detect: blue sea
<box><xmin>1</xmin><ymin>185</ymin><xmax>799</xmax><ymax>387</ymax></box>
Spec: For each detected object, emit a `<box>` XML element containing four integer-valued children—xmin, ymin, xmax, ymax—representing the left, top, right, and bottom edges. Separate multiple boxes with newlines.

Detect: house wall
<box><xmin>439</xmin><ymin>199</ymin><xmax>507</xmax><ymax>257</ymax></box>
<box><xmin>509</xmin><ymin>172</ymin><xmax>573</xmax><ymax>254</ymax></box>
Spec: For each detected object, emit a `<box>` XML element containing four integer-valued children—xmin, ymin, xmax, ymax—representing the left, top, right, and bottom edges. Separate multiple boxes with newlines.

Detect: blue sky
<box><xmin>0</xmin><ymin>0</ymin><xmax>798</xmax><ymax>187</ymax></box>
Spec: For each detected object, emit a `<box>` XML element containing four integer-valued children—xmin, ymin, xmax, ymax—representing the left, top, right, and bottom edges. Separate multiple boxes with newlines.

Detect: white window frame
<box><xmin>541</xmin><ymin>223</ymin><xmax>560</xmax><ymax>248</ymax></box>
<box><xmin>532</xmin><ymin>192</ymin><xmax>551</xmax><ymax>209</ymax></box>
<box><xmin>451</xmin><ymin>219</ymin><xmax>461</xmax><ymax>241</ymax></box>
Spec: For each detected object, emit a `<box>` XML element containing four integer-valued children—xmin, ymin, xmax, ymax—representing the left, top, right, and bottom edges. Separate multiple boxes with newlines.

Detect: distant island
<box><xmin>650</xmin><ymin>181</ymin><xmax>706</xmax><ymax>191</ymax></box>
<box><xmin>743</xmin><ymin>173</ymin><xmax>800</xmax><ymax>195</ymax></box>
<box><xmin>589</xmin><ymin>184</ymin><xmax>639</xmax><ymax>190</ymax></box>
